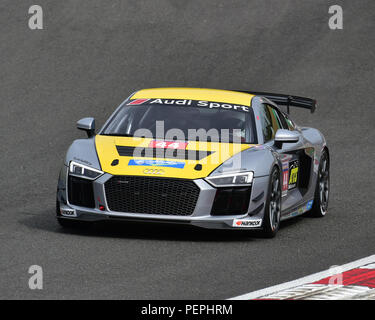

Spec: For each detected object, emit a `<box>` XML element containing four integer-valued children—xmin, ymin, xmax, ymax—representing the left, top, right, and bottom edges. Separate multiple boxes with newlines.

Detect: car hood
<box><xmin>95</xmin><ymin>135</ymin><xmax>256</xmax><ymax>179</ymax></box>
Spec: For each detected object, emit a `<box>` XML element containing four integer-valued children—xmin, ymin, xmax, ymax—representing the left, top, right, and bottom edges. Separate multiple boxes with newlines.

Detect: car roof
<box><xmin>131</xmin><ymin>88</ymin><xmax>255</xmax><ymax>107</ymax></box>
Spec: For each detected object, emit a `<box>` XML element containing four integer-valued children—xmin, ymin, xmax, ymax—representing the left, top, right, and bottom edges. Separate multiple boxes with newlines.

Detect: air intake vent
<box><xmin>68</xmin><ymin>176</ymin><xmax>95</xmax><ymax>208</ymax></box>
<box><xmin>211</xmin><ymin>187</ymin><xmax>251</xmax><ymax>215</ymax></box>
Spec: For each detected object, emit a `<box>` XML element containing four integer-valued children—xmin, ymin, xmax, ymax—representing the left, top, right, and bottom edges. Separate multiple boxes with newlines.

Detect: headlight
<box><xmin>205</xmin><ymin>171</ymin><xmax>253</xmax><ymax>187</ymax></box>
<box><xmin>69</xmin><ymin>161</ymin><xmax>104</xmax><ymax>180</ymax></box>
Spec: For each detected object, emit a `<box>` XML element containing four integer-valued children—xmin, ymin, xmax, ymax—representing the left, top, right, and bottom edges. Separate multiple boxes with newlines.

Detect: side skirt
<box><xmin>280</xmin><ymin>199</ymin><xmax>314</xmax><ymax>221</ymax></box>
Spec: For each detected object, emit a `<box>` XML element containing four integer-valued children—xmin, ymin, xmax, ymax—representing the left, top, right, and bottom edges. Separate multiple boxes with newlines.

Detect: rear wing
<box><xmin>237</xmin><ymin>91</ymin><xmax>317</xmax><ymax>114</ymax></box>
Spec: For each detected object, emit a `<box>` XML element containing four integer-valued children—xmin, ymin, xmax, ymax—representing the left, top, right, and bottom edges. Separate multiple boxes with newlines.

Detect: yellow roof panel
<box><xmin>131</xmin><ymin>88</ymin><xmax>254</xmax><ymax>106</ymax></box>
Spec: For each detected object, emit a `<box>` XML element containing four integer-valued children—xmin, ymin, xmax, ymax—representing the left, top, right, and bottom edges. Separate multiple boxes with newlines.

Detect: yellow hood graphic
<box><xmin>95</xmin><ymin>135</ymin><xmax>255</xmax><ymax>179</ymax></box>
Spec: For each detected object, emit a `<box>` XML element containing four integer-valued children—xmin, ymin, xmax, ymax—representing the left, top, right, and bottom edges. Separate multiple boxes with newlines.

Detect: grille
<box><xmin>68</xmin><ymin>175</ymin><xmax>95</xmax><ymax>208</ymax></box>
<box><xmin>104</xmin><ymin>176</ymin><xmax>200</xmax><ymax>215</ymax></box>
<box><xmin>116</xmin><ymin>146</ymin><xmax>213</xmax><ymax>161</ymax></box>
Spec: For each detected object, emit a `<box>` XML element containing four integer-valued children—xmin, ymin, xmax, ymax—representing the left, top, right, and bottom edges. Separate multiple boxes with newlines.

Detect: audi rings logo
<box><xmin>143</xmin><ymin>169</ymin><xmax>165</xmax><ymax>175</ymax></box>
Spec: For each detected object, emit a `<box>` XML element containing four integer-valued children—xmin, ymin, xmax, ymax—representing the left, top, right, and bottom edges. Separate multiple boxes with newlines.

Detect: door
<box><xmin>258</xmin><ymin>103</ymin><xmax>307</xmax><ymax>213</ymax></box>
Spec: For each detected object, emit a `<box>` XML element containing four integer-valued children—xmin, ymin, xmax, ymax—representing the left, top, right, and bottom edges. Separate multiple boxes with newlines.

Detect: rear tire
<box><xmin>261</xmin><ymin>166</ymin><xmax>282</xmax><ymax>238</ymax></box>
<box><xmin>310</xmin><ymin>150</ymin><xmax>330</xmax><ymax>217</ymax></box>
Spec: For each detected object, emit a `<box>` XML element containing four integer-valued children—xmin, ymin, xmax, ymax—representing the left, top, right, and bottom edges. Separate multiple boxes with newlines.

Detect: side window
<box><xmin>259</xmin><ymin>104</ymin><xmax>281</xmax><ymax>142</ymax></box>
<box><xmin>284</xmin><ymin>113</ymin><xmax>296</xmax><ymax>131</ymax></box>
<box><xmin>275</xmin><ymin>109</ymin><xmax>289</xmax><ymax>129</ymax></box>
<box><xmin>266</xmin><ymin>105</ymin><xmax>282</xmax><ymax>132</ymax></box>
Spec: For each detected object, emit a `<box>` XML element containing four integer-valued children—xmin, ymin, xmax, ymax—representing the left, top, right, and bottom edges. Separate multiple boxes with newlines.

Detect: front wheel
<box><xmin>261</xmin><ymin>167</ymin><xmax>282</xmax><ymax>238</ymax></box>
<box><xmin>309</xmin><ymin>150</ymin><xmax>330</xmax><ymax>217</ymax></box>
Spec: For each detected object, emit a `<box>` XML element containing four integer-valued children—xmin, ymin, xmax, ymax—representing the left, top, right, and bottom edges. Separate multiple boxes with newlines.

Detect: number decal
<box><xmin>149</xmin><ymin>140</ymin><xmax>188</xmax><ymax>149</ymax></box>
<box><xmin>155</xmin><ymin>141</ymin><xmax>167</xmax><ymax>148</ymax></box>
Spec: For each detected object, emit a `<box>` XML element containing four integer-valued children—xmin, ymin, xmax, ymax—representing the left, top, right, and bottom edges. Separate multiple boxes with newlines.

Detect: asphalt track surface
<box><xmin>0</xmin><ymin>0</ymin><xmax>374</xmax><ymax>299</ymax></box>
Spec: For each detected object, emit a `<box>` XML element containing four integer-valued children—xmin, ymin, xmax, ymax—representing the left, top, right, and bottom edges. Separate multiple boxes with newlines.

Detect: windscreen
<box><xmin>101</xmin><ymin>99</ymin><xmax>257</xmax><ymax>144</ymax></box>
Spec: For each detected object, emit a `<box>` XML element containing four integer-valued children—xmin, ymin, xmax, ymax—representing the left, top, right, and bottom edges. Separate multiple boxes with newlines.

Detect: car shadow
<box><xmin>19</xmin><ymin>206</ymin><xmax>308</xmax><ymax>242</ymax></box>
<box><xmin>18</xmin><ymin>207</ymin><xmax>259</xmax><ymax>242</ymax></box>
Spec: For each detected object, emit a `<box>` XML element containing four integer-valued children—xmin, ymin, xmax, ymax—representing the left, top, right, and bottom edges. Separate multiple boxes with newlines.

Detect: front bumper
<box><xmin>57</xmin><ymin>166</ymin><xmax>269</xmax><ymax>230</ymax></box>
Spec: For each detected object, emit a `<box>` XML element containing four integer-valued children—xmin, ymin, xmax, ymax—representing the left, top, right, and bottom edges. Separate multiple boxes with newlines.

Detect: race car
<box><xmin>56</xmin><ymin>88</ymin><xmax>329</xmax><ymax>237</ymax></box>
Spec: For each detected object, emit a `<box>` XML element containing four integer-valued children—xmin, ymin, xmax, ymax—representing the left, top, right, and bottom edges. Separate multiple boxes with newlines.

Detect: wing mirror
<box><xmin>77</xmin><ymin>117</ymin><xmax>95</xmax><ymax>138</ymax></box>
<box><xmin>274</xmin><ymin>129</ymin><xmax>300</xmax><ymax>149</ymax></box>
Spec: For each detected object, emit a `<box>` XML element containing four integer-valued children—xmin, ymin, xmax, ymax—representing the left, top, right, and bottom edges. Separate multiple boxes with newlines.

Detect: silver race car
<box><xmin>56</xmin><ymin>88</ymin><xmax>329</xmax><ymax>237</ymax></box>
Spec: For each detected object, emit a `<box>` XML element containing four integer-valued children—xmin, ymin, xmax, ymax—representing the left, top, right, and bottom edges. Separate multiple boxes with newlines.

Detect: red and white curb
<box><xmin>229</xmin><ymin>255</ymin><xmax>375</xmax><ymax>300</ymax></box>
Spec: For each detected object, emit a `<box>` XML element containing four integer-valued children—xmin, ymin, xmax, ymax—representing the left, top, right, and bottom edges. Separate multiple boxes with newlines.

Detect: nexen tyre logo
<box><xmin>233</xmin><ymin>219</ymin><xmax>262</xmax><ymax>228</ymax></box>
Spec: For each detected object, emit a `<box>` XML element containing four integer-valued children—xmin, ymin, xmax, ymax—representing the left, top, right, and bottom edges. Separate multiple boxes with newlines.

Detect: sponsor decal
<box><xmin>232</xmin><ymin>219</ymin><xmax>262</xmax><ymax>228</ymax></box>
<box><xmin>195</xmin><ymin>100</ymin><xmax>249</xmax><ymax>112</ymax></box>
<box><xmin>60</xmin><ymin>208</ymin><xmax>76</xmax><ymax>217</ymax></box>
<box><xmin>282</xmin><ymin>162</ymin><xmax>289</xmax><ymax>195</ymax></box>
<box><xmin>306</xmin><ymin>200</ymin><xmax>314</xmax><ymax>211</ymax></box>
<box><xmin>127</xmin><ymin>98</ymin><xmax>250</xmax><ymax>112</ymax></box>
<box><xmin>149</xmin><ymin>140</ymin><xmax>188</xmax><ymax>150</ymax></box>
<box><xmin>127</xmin><ymin>99</ymin><xmax>149</xmax><ymax>105</ymax></box>
<box><xmin>288</xmin><ymin>160</ymin><xmax>299</xmax><ymax>190</ymax></box>
<box><xmin>280</xmin><ymin>156</ymin><xmax>293</xmax><ymax>196</ymax></box>
<box><xmin>128</xmin><ymin>159</ymin><xmax>185</xmax><ymax>169</ymax></box>
<box><xmin>287</xmin><ymin>200</ymin><xmax>314</xmax><ymax>218</ymax></box>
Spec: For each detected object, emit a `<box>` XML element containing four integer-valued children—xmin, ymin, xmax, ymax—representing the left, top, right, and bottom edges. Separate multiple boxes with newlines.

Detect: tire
<box><xmin>310</xmin><ymin>150</ymin><xmax>330</xmax><ymax>217</ymax></box>
<box><xmin>261</xmin><ymin>166</ymin><xmax>282</xmax><ymax>238</ymax></box>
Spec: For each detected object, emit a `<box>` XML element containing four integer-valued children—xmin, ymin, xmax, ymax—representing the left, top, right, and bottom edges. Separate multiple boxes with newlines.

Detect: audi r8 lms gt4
<box><xmin>56</xmin><ymin>88</ymin><xmax>329</xmax><ymax>237</ymax></box>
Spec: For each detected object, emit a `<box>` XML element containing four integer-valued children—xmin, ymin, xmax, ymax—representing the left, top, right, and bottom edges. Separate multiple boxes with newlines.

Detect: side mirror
<box><xmin>274</xmin><ymin>129</ymin><xmax>300</xmax><ymax>149</ymax></box>
<box><xmin>77</xmin><ymin>117</ymin><xmax>95</xmax><ymax>138</ymax></box>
